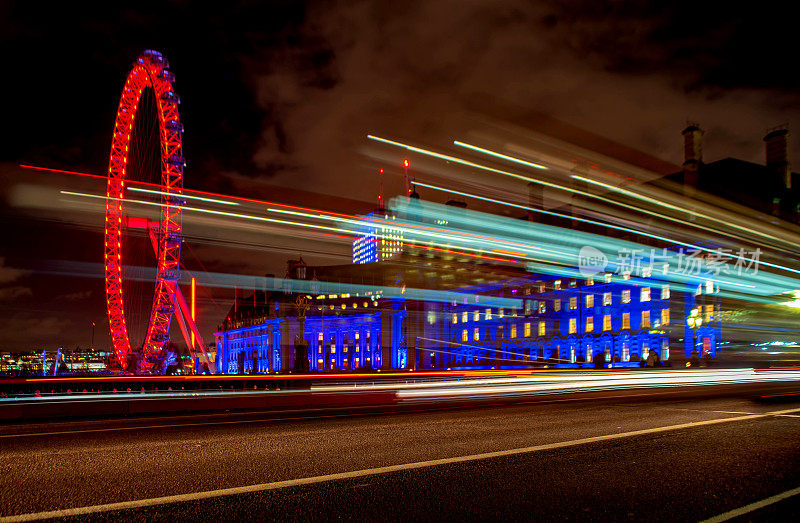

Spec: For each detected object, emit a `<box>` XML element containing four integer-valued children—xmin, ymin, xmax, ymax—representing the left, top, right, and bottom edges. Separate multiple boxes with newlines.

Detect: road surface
<box><xmin>1</xmin><ymin>386</ymin><xmax>799</xmax><ymax>521</ymax></box>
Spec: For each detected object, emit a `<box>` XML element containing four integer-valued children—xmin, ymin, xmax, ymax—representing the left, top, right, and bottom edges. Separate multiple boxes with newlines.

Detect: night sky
<box><xmin>2</xmin><ymin>1</ymin><xmax>799</xmax><ymax>352</ymax></box>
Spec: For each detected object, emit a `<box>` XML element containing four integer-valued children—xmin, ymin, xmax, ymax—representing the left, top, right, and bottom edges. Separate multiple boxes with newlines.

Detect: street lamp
<box><xmin>686</xmin><ymin>307</ymin><xmax>702</xmax><ymax>362</ymax></box>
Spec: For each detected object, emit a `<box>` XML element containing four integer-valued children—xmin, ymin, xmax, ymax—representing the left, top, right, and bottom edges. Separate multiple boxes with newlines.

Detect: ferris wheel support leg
<box><xmin>175</xmin><ymin>286</ymin><xmax>214</xmax><ymax>374</ymax></box>
<box><xmin>144</xmin><ymin>225</ymin><xmax>214</xmax><ymax>374</ymax></box>
<box><xmin>172</xmin><ymin>305</ymin><xmax>193</xmax><ymax>358</ymax></box>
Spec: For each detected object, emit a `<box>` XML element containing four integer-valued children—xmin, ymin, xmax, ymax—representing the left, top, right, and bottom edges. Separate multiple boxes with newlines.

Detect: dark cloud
<box><xmin>0</xmin><ymin>286</ymin><xmax>32</xmax><ymax>301</ymax></box>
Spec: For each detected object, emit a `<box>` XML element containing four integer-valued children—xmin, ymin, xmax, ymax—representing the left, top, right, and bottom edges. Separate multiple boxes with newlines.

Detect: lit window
<box><xmin>604</xmin><ymin>273</ymin><xmax>612</xmax><ymax>283</ymax></box>
<box><xmin>524</xmin><ymin>300</ymin><xmax>532</xmax><ymax>314</ymax></box>
<box><xmin>642</xmin><ymin>267</ymin><xmax>651</xmax><ymax>278</ymax></box>
<box><xmin>603</xmin><ymin>292</ymin><xmax>612</xmax><ymax>306</ymax></box>
<box><xmin>538</xmin><ymin>282</ymin><xmax>545</xmax><ymax>293</ymax></box>
<box><xmin>661</xmin><ymin>308</ymin><xmax>669</xmax><ymax>325</ymax></box>
<box><xmin>621</xmin><ymin>290</ymin><xmax>631</xmax><ymax>304</ymax></box>
<box><xmin>704</xmin><ymin>304</ymin><xmax>714</xmax><ymax>321</ymax></box>
<box><xmin>568</xmin><ymin>318</ymin><xmax>577</xmax><ymax>334</ymax></box>
<box><xmin>524</xmin><ymin>322</ymin><xmax>531</xmax><ymax>337</ymax></box>
<box><xmin>485</xmin><ymin>308</ymin><xmax>492</xmax><ymax>320</ymax></box>
<box><xmin>622</xmin><ymin>271</ymin><xmax>631</xmax><ymax>280</ymax></box>
<box><xmin>538</xmin><ymin>302</ymin><xmax>546</xmax><ymax>313</ymax></box>
<box><xmin>585</xmin><ymin>316</ymin><xmax>594</xmax><ymax>332</ymax></box>
<box><xmin>641</xmin><ymin>287</ymin><xmax>650</xmax><ymax>302</ymax></box>
<box><xmin>462</xmin><ymin>311</ymin><xmax>468</xmax><ymax>323</ymax></box>
<box><xmin>707</xmin><ymin>280</ymin><xmax>714</xmax><ymax>293</ymax></box>
<box><xmin>585</xmin><ymin>294</ymin><xmax>594</xmax><ymax>308</ymax></box>
<box><xmin>554</xmin><ymin>280</ymin><xmax>562</xmax><ymax>290</ymax></box>
<box><xmin>661</xmin><ymin>285</ymin><xmax>670</xmax><ymax>300</ymax></box>
<box><xmin>462</xmin><ymin>329</ymin><xmax>468</xmax><ymax>342</ymax></box>
<box><xmin>498</xmin><ymin>325</ymin><xmax>504</xmax><ymax>339</ymax></box>
<box><xmin>569</xmin><ymin>297</ymin><xmax>577</xmax><ymax>310</ymax></box>
<box><xmin>538</xmin><ymin>321</ymin><xmax>546</xmax><ymax>336</ymax></box>
<box><xmin>499</xmin><ymin>308</ymin><xmax>505</xmax><ymax>318</ymax></box>
<box><xmin>427</xmin><ymin>311</ymin><xmax>436</xmax><ymax>325</ymax></box>
<box><xmin>453</xmin><ymin>313</ymin><xmax>458</xmax><ymax>324</ymax></box>
<box><xmin>554</xmin><ymin>299</ymin><xmax>561</xmax><ymax>312</ymax></box>
<box><xmin>603</xmin><ymin>315</ymin><xmax>611</xmax><ymax>331</ymax></box>
<box><xmin>474</xmin><ymin>310</ymin><xmax>480</xmax><ymax>322</ymax></box>
<box><xmin>587</xmin><ymin>277</ymin><xmax>594</xmax><ymax>286</ymax></box>
<box><xmin>473</xmin><ymin>327</ymin><xmax>480</xmax><ymax>341</ymax></box>
<box><xmin>641</xmin><ymin>310</ymin><xmax>650</xmax><ymax>328</ymax></box>
<box><xmin>569</xmin><ymin>279</ymin><xmax>576</xmax><ymax>287</ymax></box>
<box><xmin>511</xmin><ymin>324</ymin><xmax>517</xmax><ymax>338</ymax></box>
<box><xmin>622</xmin><ymin>312</ymin><xmax>630</xmax><ymax>329</ymax></box>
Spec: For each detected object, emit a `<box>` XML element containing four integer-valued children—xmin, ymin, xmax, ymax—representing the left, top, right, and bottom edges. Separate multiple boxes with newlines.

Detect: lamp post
<box><xmin>686</xmin><ymin>307</ymin><xmax>702</xmax><ymax>365</ymax></box>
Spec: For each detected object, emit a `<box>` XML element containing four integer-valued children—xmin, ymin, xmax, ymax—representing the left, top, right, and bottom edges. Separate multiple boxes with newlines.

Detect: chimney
<box><xmin>764</xmin><ymin>127</ymin><xmax>791</xmax><ymax>189</ymax></box>
<box><xmin>682</xmin><ymin>123</ymin><xmax>703</xmax><ymax>188</ymax></box>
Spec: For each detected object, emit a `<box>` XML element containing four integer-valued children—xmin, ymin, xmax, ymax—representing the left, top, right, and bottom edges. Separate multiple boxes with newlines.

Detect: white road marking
<box><xmin>3</xmin><ymin>406</ymin><xmax>799</xmax><ymax>522</ymax></box>
<box><xmin>700</xmin><ymin>485</ymin><xmax>800</xmax><ymax>522</ymax></box>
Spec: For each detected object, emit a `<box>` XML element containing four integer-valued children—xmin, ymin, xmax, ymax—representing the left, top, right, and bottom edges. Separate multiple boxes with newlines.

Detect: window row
<box><xmin>453</xmin><ymin>286</ymin><xmax>670</xmax><ymax>323</ymax></box>
<box><xmin>458</xmin><ymin>309</ymin><xmax>670</xmax><ymax>341</ymax></box>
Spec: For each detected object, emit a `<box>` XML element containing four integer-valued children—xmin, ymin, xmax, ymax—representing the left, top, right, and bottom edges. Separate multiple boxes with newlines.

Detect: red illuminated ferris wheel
<box><xmin>104</xmin><ymin>50</ymin><xmax>185</xmax><ymax>372</ymax></box>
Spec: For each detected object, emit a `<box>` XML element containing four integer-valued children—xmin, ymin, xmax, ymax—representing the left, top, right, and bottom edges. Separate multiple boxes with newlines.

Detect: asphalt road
<box><xmin>1</xmin><ymin>388</ymin><xmax>799</xmax><ymax>521</ymax></box>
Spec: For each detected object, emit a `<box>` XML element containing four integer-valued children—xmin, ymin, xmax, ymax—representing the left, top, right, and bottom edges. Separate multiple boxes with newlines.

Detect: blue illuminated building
<box><xmin>215</xmin><ymin>165</ymin><xmax>726</xmax><ymax>373</ymax></box>
<box><xmin>214</xmin><ymin>250</ymin><xmax>722</xmax><ymax>373</ymax></box>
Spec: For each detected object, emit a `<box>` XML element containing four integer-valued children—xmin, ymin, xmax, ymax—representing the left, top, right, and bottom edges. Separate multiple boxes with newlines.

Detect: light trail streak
<box><xmin>453</xmin><ymin>140</ymin><xmax>548</xmax><ymax>170</ymax></box>
<box><xmin>410</xmin><ymin>182</ymin><xmax>800</xmax><ymax>280</ymax></box>
<box><xmin>128</xmin><ymin>187</ymin><xmax>239</xmax><ymax>206</ymax></box>
<box><xmin>368</xmin><ymin>134</ymin><xmax>713</xmax><ymax>232</ymax></box>
<box><xmin>571</xmin><ymin>174</ymin><xmax>788</xmax><ymax>244</ymax></box>
<box><xmin>307</xmin><ymin>368</ymin><xmax>800</xmax><ymax>398</ymax></box>
<box><xmin>266</xmin><ymin>207</ymin><xmax>547</xmax><ymax>259</ymax></box>
<box><xmin>450</xmin><ymin>142</ymin><xmax>799</xmax><ymax>252</ymax></box>
<box><xmin>59</xmin><ymin>190</ymin><xmax>519</xmax><ymax>263</ymax></box>
<box><xmin>370</xmin><ymin>137</ymin><xmax>800</xmax><ymax>264</ymax></box>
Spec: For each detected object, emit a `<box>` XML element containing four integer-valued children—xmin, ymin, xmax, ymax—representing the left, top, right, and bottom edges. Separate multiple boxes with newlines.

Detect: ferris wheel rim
<box><xmin>104</xmin><ymin>49</ymin><xmax>184</xmax><ymax>372</ymax></box>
